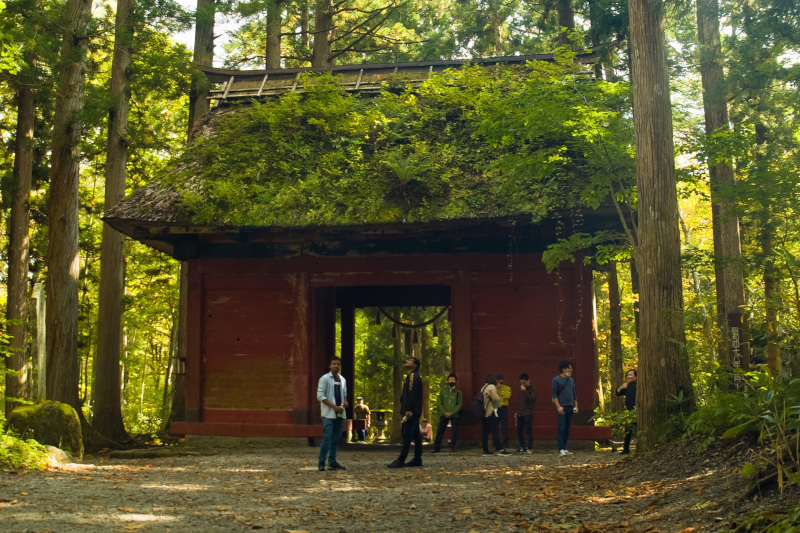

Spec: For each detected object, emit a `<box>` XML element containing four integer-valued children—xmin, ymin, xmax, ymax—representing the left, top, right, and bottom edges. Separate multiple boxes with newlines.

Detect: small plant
<box><xmin>722</xmin><ymin>368</ymin><xmax>800</xmax><ymax>493</ymax></box>
<box><xmin>0</xmin><ymin>431</ymin><xmax>50</xmax><ymax>470</ymax></box>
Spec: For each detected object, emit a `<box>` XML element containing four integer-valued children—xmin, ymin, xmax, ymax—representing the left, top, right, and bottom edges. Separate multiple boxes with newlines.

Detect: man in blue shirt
<box><xmin>317</xmin><ymin>357</ymin><xmax>349</xmax><ymax>471</ymax></box>
<box><xmin>551</xmin><ymin>360</ymin><xmax>578</xmax><ymax>457</ymax></box>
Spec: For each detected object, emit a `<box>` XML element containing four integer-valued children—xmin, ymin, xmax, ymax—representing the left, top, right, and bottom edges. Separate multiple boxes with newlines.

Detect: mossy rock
<box><xmin>7</xmin><ymin>401</ymin><xmax>84</xmax><ymax>460</ymax></box>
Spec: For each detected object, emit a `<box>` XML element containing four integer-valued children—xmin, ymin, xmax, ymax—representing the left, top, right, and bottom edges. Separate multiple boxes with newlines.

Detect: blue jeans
<box><xmin>319</xmin><ymin>417</ymin><xmax>343</xmax><ymax>465</ymax></box>
<box><xmin>557</xmin><ymin>406</ymin><xmax>574</xmax><ymax>451</ymax></box>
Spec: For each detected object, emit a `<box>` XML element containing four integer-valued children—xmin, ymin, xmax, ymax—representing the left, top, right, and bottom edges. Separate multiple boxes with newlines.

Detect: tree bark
<box><xmin>188</xmin><ymin>0</ymin><xmax>215</xmax><ymax>137</ymax></box>
<box><xmin>301</xmin><ymin>0</ymin><xmax>310</xmax><ymax>49</ymax></box>
<box><xmin>696</xmin><ymin>0</ymin><xmax>748</xmax><ymax>370</ymax></box>
<box><xmin>557</xmin><ymin>0</ymin><xmax>575</xmax><ymax>47</ymax></box>
<box><xmin>311</xmin><ymin>0</ymin><xmax>333</xmax><ymax>67</ymax></box>
<box><xmin>266</xmin><ymin>0</ymin><xmax>282</xmax><ymax>69</ymax></box>
<box><xmin>46</xmin><ymin>0</ymin><xmax>93</xmax><ymax>411</ymax></box>
<box><xmin>92</xmin><ymin>0</ymin><xmax>132</xmax><ymax>443</ymax></box>
<box><xmin>628</xmin><ymin>0</ymin><xmax>695</xmax><ymax>451</ymax></box>
<box><xmin>168</xmin><ymin>263</ymin><xmax>188</xmax><ymax>424</ymax></box>
<box><xmin>391</xmin><ymin>325</ymin><xmax>402</xmax><ymax>443</ymax></box>
<box><xmin>761</xmin><ymin>212</ymin><xmax>781</xmax><ymax>374</ymax></box>
<box><xmin>5</xmin><ymin>84</ymin><xmax>34</xmax><ymax>417</ymax></box>
<box><xmin>591</xmin><ymin>272</ymin><xmax>604</xmax><ymax>410</ymax></box>
<box><xmin>607</xmin><ymin>263</ymin><xmax>624</xmax><ymax>412</ymax></box>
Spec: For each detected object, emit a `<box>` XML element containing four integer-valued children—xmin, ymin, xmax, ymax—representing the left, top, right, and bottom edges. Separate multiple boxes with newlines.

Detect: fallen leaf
<box><xmin>117</xmin><ymin>507</ymin><xmax>135</xmax><ymax>513</ymax></box>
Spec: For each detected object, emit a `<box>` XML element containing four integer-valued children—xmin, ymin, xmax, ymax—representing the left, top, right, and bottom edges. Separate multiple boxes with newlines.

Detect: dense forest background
<box><xmin>0</xmin><ymin>0</ymin><xmax>798</xmax><ymax>450</ymax></box>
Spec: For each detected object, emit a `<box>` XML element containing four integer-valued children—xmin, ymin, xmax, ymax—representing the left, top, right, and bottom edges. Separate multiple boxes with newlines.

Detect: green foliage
<box><xmin>0</xmin><ymin>411</ymin><xmax>49</xmax><ymax>470</ymax></box>
<box><xmin>0</xmin><ymin>431</ymin><xmax>50</xmax><ymax>470</ymax></box>
<box><xmin>594</xmin><ymin>408</ymin><xmax>636</xmax><ymax>441</ymax></box>
<box><xmin>720</xmin><ymin>501</ymin><xmax>800</xmax><ymax>533</ymax></box>
<box><xmin>679</xmin><ymin>366</ymin><xmax>800</xmax><ymax>492</ymax></box>
<box><xmin>167</xmin><ymin>61</ymin><xmax>635</xmax><ymax>228</ymax></box>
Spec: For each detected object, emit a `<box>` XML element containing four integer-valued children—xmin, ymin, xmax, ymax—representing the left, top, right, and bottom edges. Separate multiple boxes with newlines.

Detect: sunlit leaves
<box><xmin>169</xmin><ymin>62</ymin><xmax>634</xmax><ymax>228</ymax></box>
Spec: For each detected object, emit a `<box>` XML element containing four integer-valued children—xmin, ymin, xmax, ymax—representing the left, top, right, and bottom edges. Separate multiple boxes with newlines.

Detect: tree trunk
<box><xmin>5</xmin><ymin>84</ymin><xmax>34</xmax><ymax>417</ymax></box>
<box><xmin>591</xmin><ymin>272</ymin><xmax>604</xmax><ymax>410</ymax></box>
<box><xmin>628</xmin><ymin>0</ymin><xmax>695</xmax><ymax>451</ymax></box>
<box><xmin>266</xmin><ymin>0</ymin><xmax>282</xmax><ymax>69</ymax></box>
<box><xmin>46</xmin><ymin>0</ymin><xmax>94</xmax><ymax>412</ymax></box>
<box><xmin>391</xmin><ymin>326</ymin><xmax>402</xmax><ymax>443</ymax></box>
<box><xmin>696</xmin><ymin>0</ymin><xmax>748</xmax><ymax>370</ymax></box>
<box><xmin>188</xmin><ymin>0</ymin><xmax>215</xmax><ymax>136</ymax></box>
<box><xmin>557</xmin><ymin>0</ymin><xmax>575</xmax><ymax>47</ymax></box>
<box><xmin>93</xmin><ymin>0</ymin><xmax>132</xmax><ymax>443</ymax></box>
<box><xmin>761</xmin><ymin>212</ymin><xmax>781</xmax><ymax>374</ymax></box>
<box><xmin>311</xmin><ymin>0</ymin><xmax>333</xmax><ymax>67</ymax></box>
<box><xmin>168</xmin><ymin>263</ymin><xmax>188</xmax><ymax>424</ymax></box>
<box><xmin>301</xmin><ymin>0</ymin><xmax>310</xmax><ymax>50</ymax></box>
<box><xmin>607</xmin><ymin>263</ymin><xmax>624</xmax><ymax>413</ymax></box>
<box><xmin>588</xmin><ymin>0</ymin><xmax>604</xmax><ymax>79</ymax></box>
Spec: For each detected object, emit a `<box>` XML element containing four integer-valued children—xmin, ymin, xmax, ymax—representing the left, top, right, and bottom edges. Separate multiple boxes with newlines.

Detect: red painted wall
<box><xmin>172</xmin><ymin>253</ymin><xmax>609</xmax><ymax>442</ymax></box>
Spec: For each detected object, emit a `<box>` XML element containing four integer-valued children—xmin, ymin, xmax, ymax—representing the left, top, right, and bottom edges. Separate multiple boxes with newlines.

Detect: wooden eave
<box><xmin>105</xmin><ymin>207</ymin><xmax>624</xmax><ymax>261</ymax></box>
<box><xmin>199</xmin><ymin>51</ymin><xmax>605</xmax><ymax>105</ymax></box>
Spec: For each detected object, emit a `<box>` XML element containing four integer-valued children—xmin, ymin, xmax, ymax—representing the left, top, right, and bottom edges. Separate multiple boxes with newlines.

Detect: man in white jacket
<box><xmin>317</xmin><ymin>357</ymin><xmax>349</xmax><ymax>471</ymax></box>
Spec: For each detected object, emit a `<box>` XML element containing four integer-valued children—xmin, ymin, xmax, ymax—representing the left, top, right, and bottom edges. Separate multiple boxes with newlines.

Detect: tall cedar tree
<box><xmin>92</xmin><ymin>0</ymin><xmax>133</xmax><ymax>442</ymax></box>
<box><xmin>5</xmin><ymin>82</ymin><xmax>34</xmax><ymax>416</ymax></box>
<box><xmin>46</xmin><ymin>0</ymin><xmax>93</xmax><ymax>410</ymax></box>
<box><xmin>696</xmin><ymin>0</ymin><xmax>748</xmax><ymax>370</ymax></box>
<box><xmin>628</xmin><ymin>0</ymin><xmax>695</xmax><ymax>450</ymax></box>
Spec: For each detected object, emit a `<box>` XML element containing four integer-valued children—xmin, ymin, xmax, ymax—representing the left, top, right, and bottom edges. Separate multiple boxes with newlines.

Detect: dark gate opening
<box><xmin>315</xmin><ymin>285</ymin><xmax>452</xmax><ymax>443</ymax></box>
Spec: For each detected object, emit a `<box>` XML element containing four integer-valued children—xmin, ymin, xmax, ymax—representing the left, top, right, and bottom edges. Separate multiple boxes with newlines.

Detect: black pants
<box><xmin>498</xmin><ymin>405</ymin><xmax>510</xmax><ymax>448</ymax></box>
<box><xmin>481</xmin><ymin>414</ymin><xmax>502</xmax><ymax>453</ymax></box>
<box><xmin>398</xmin><ymin>414</ymin><xmax>422</xmax><ymax>462</ymax></box>
<box><xmin>517</xmin><ymin>414</ymin><xmax>533</xmax><ymax>450</ymax></box>
<box><xmin>433</xmin><ymin>415</ymin><xmax>459</xmax><ymax>451</ymax></box>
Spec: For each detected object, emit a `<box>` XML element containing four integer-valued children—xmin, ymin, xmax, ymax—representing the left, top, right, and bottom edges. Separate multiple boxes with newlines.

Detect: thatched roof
<box><xmin>105</xmin><ymin>53</ymin><xmax>632</xmax><ymax>259</ymax></box>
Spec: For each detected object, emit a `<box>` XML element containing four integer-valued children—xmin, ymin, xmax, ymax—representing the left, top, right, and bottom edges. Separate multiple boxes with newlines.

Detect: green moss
<box><xmin>6</xmin><ymin>401</ymin><xmax>83</xmax><ymax>460</ymax></box>
<box><xmin>163</xmin><ymin>60</ymin><xmax>635</xmax><ymax>228</ymax></box>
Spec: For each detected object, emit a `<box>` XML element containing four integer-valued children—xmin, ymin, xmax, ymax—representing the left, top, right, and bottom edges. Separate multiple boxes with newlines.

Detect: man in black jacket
<box><xmin>388</xmin><ymin>357</ymin><xmax>424</xmax><ymax>468</ymax></box>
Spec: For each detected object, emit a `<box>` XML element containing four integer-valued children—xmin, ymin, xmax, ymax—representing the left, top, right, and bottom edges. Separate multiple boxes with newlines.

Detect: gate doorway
<box><xmin>314</xmin><ymin>285</ymin><xmax>452</xmax><ymax>442</ymax></box>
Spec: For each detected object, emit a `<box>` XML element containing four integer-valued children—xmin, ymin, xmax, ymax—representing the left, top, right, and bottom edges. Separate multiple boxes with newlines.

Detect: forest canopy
<box><xmin>151</xmin><ymin>57</ymin><xmax>635</xmax><ymax>228</ymax></box>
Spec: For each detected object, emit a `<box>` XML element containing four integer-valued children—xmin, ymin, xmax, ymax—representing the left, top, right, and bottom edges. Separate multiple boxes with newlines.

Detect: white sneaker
<box><xmin>559</xmin><ymin>449</ymin><xmax>573</xmax><ymax>456</ymax></box>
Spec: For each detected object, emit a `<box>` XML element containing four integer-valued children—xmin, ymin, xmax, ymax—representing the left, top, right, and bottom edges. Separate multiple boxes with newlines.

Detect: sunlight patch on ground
<box><xmin>114</xmin><ymin>512</ymin><xmax>179</xmax><ymax>522</ymax></box>
<box><xmin>138</xmin><ymin>483</ymin><xmax>211</xmax><ymax>491</ymax></box>
<box><xmin>684</xmin><ymin>470</ymin><xmax>716</xmax><ymax>481</ymax></box>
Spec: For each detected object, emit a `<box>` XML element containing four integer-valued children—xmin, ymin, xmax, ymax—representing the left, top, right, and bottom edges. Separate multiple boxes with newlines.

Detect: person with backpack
<box><xmin>478</xmin><ymin>374</ymin><xmax>512</xmax><ymax>456</ymax></box>
<box><xmin>432</xmin><ymin>373</ymin><xmax>462</xmax><ymax>453</ymax></box>
<box><xmin>552</xmin><ymin>360</ymin><xmax>578</xmax><ymax>456</ymax></box>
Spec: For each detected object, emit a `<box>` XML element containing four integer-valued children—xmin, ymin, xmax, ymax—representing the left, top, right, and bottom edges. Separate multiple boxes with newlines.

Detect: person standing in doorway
<box><xmin>353</xmin><ymin>396</ymin><xmax>371</xmax><ymax>442</ymax></box>
<box><xmin>432</xmin><ymin>373</ymin><xmax>462</xmax><ymax>453</ymax></box>
<box><xmin>316</xmin><ymin>357</ymin><xmax>348</xmax><ymax>471</ymax></box>
<box><xmin>420</xmin><ymin>419</ymin><xmax>433</xmax><ymax>443</ymax></box>
<box><xmin>388</xmin><ymin>357</ymin><xmax>424</xmax><ymax>468</ymax></box>
<box><xmin>552</xmin><ymin>360</ymin><xmax>578</xmax><ymax>457</ymax></box>
<box><xmin>615</xmin><ymin>369</ymin><xmax>637</xmax><ymax>454</ymax></box>
<box><xmin>496</xmin><ymin>374</ymin><xmax>512</xmax><ymax>449</ymax></box>
<box><xmin>516</xmin><ymin>373</ymin><xmax>537</xmax><ymax>453</ymax></box>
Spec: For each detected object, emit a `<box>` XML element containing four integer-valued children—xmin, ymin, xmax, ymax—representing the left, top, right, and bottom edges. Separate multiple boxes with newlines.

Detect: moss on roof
<box><xmin>108</xmin><ymin>57</ymin><xmax>634</xmax><ymax>230</ymax></box>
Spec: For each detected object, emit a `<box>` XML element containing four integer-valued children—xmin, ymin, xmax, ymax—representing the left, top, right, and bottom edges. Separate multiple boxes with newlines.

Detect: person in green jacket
<box><xmin>432</xmin><ymin>374</ymin><xmax>463</xmax><ymax>453</ymax></box>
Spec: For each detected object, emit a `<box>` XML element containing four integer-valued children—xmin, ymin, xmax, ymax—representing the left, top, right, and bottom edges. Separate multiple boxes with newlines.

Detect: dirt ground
<box><xmin>1</xmin><ymin>440</ymin><xmax>797</xmax><ymax>532</ymax></box>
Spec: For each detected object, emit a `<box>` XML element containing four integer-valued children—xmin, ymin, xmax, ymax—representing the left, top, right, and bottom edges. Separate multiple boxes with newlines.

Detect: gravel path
<box><xmin>1</xmin><ymin>444</ymin><xmax>619</xmax><ymax>532</ymax></box>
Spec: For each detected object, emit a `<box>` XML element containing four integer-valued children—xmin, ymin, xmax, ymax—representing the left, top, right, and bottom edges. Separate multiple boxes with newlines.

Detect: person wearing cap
<box><xmin>353</xmin><ymin>396</ymin><xmax>371</xmax><ymax>442</ymax></box>
<box><xmin>496</xmin><ymin>374</ymin><xmax>512</xmax><ymax>449</ymax></box>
